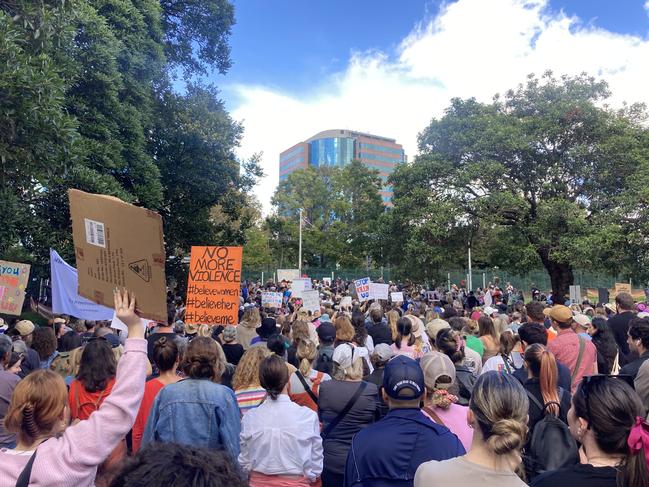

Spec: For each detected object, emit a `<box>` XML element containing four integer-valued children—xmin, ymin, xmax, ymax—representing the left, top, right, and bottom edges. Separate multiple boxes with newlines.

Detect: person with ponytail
<box><xmin>288</xmin><ymin>339</ymin><xmax>331</xmax><ymax>412</ymax></box>
<box><xmin>420</xmin><ymin>351</ymin><xmax>473</xmax><ymax>450</ymax></box>
<box><xmin>142</xmin><ymin>337</ymin><xmax>241</xmax><ymax>460</ymax></box>
<box><xmin>0</xmin><ymin>289</ymin><xmax>147</xmax><ymax>486</ymax></box>
<box><xmin>532</xmin><ymin>374</ymin><xmax>649</xmax><ymax>487</ymax></box>
<box><xmin>415</xmin><ymin>371</ymin><xmax>529</xmax><ymax>487</ymax></box>
<box><xmin>522</xmin><ymin>344</ymin><xmax>571</xmax><ymax>435</ymax></box>
<box><xmin>239</xmin><ymin>354</ymin><xmax>323</xmax><ymax>486</ymax></box>
<box><xmin>131</xmin><ymin>336</ymin><xmax>181</xmax><ymax>452</ymax></box>
<box><xmin>391</xmin><ymin>317</ymin><xmax>424</xmax><ymax>360</ymax></box>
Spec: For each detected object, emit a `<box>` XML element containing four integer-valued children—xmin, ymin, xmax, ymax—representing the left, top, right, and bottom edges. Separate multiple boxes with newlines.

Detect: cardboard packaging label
<box><xmin>68</xmin><ymin>189</ymin><xmax>167</xmax><ymax>323</ymax></box>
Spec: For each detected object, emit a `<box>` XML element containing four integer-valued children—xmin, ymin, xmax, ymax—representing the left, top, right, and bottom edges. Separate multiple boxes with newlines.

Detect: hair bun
<box><xmin>486</xmin><ymin>418</ymin><xmax>527</xmax><ymax>455</ymax></box>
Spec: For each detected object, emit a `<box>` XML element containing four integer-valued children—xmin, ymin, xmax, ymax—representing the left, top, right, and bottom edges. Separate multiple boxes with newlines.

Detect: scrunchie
<box><xmin>627</xmin><ymin>416</ymin><xmax>649</xmax><ymax>467</ymax></box>
<box><xmin>432</xmin><ymin>389</ymin><xmax>459</xmax><ymax>409</ymax></box>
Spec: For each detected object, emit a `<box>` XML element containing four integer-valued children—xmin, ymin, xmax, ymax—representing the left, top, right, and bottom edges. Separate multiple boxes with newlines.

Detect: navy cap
<box><xmin>382</xmin><ymin>355</ymin><xmax>425</xmax><ymax>400</ymax></box>
<box><xmin>317</xmin><ymin>322</ymin><xmax>336</xmax><ymax>342</ymax></box>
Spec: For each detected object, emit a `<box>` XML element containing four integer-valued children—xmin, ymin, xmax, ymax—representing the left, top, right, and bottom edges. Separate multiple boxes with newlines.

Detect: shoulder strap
<box><xmin>422</xmin><ymin>405</ymin><xmax>445</xmax><ymax>426</ymax></box>
<box><xmin>295</xmin><ymin>370</ymin><xmax>319</xmax><ymax>405</ymax></box>
<box><xmin>525</xmin><ymin>389</ymin><xmax>544</xmax><ymax>411</ymax></box>
<box><xmin>571</xmin><ymin>335</ymin><xmax>586</xmax><ymax>382</ymax></box>
<box><xmin>15</xmin><ymin>449</ymin><xmax>37</xmax><ymax>487</ymax></box>
<box><xmin>321</xmin><ymin>381</ymin><xmax>367</xmax><ymax>440</ymax></box>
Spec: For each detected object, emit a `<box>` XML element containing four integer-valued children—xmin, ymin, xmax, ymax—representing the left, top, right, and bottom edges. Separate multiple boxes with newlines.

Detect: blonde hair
<box><xmin>297</xmin><ymin>340</ymin><xmax>317</xmax><ymax>376</ymax></box>
<box><xmin>470</xmin><ymin>372</ymin><xmax>529</xmax><ymax>462</ymax></box>
<box><xmin>386</xmin><ymin>310</ymin><xmax>400</xmax><ymax>341</ymax></box>
<box><xmin>291</xmin><ymin>320</ymin><xmax>310</xmax><ymax>345</ymax></box>
<box><xmin>232</xmin><ymin>346</ymin><xmax>272</xmax><ymax>390</ymax></box>
<box><xmin>197</xmin><ymin>324</ymin><xmax>211</xmax><ymax>338</ymax></box>
<box><xmin>4</xmin><ymin>370</ymin><xmax>68</xmax><ymax>446</ymax></box>
<box><xmin>332</xmin><ymin>357</ymin><xmax>364</xmax><ymax>381</ymax></box>
<box><xmin>241</xmin><ymin>307</ymin><xmax>261</xmax><ymax>326</ymax></box>
<box><xmin>334</xmin><ymin>315</ymin><xmax>354</xmax><ymax>342</ymax></box>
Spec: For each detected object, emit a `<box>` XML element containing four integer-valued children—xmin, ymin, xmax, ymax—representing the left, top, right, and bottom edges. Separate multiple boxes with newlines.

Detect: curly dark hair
<box><xmin>109</xmin><ymin>442</ymin><xmax>246</xmax><ymax>487</ymax></box>
<box><xmin>31</xmin><ymin>327</ymin><xmax>57</xmax><ymax>361</ymax></box>
<box><xmin>77</xmin><ymin>338</ymin><xmax>116</xmax><ymax>392</ymax></box>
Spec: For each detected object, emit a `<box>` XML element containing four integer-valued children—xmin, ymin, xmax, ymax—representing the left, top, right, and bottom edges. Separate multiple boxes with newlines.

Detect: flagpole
<box><xmin>298</xmin><ymin>208</ymin><xmax>303</xmax><ymax>276</ymax></box>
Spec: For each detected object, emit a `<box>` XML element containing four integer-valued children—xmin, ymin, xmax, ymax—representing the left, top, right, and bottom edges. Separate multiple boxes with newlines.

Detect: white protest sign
<box><xmin>391</xmin><ymin>292</ymin><xmax>404</xmax><ymax>303</ymax></box>
<box><xmin>354</xmin><ymin>277</ymin><xmax>371</xmax><ymax>302</ymax></box>
<box><xmin>340</xmin><ymin>296</ymin><xmax>352</xmax><ymax>308</ymax></box>
<box><xmin>277</xmin><ymin>269</ymin><xmax>300</xmax><ymax>283</ymax></box>
<box><xmin>291</xmin><ymin>278</ymin><xmax>312</xmax><ymax>298</ymax></box>
<box><xmin>369</xmin><ymin>282</ymin><xmax>389</xmax><ymax>301</ymax></box>
<box><xmin>322</xmin><ymin>277</ymin><xmax>332</xmax><ymax>287</ymax></box>
<box><xmin>569</xmin><ymin>285</ymin><xmax>582</xmax><ymax>304</ymax></box>
<box><xmin>301</xmin><ymin>289</ymin><xmax>320</xmax><ymax>313</ymax></box>
<box><xmin>262</xmin><ymin>291</ymin><xmax>283</xmax><ymax>308</ymax></box>
<box><xmin>483</xmin><ymin>291</ymin><xmax>493</xmax><ymax>306</ymax></box>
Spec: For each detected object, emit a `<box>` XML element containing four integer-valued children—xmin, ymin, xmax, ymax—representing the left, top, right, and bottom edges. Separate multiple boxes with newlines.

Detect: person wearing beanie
<box><xmin>221</xmin><ymin>325</ymin><xmax>244</xmax><ymax>366</ymax></box>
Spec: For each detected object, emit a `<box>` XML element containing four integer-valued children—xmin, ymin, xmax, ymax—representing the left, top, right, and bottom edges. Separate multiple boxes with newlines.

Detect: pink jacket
<box><xmin>0</xmin><ymin>338</ymin><xmax>147</xmax><ymax>486</ymax></box>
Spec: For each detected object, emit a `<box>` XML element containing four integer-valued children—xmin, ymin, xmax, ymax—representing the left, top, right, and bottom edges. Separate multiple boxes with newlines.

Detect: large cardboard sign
<box><xmin>262</xmin><ymin>291</ymin><xmax>283</xmax><ymax>308</ymax></box>
<box><xmin>569</xmin><ymin>285</ymin><xmax>582</xmax><ymax>304</ymax></box>
<box><xmin>68</xmin><ymin>189</ymin><xmax>167</xmax><ymax>322</ymax></box>
<box><xmin>614</xmin><ymin>282</ymin><xmax>632</xmax><ymax>295</ymax></box>
<box><xmin>340</xmin><ymin>296</ymin><xmax>352</xmax><ymax>309</ymax></box>
<box><xmin>369</xmin><ymin>283</ymin><xmax>389</xmax><ymax>301</ymax></box>
<box><xmin>355</xmin><ymin>277</ymin><xmax>371</xmax><ymax>302</ymax></box>
<box><xmin>277</xmin><ymin>269</ymin><xmax>300</xmax><ymax>283</ymax></box>
<box><xmin>301</xmin><ymin>289</ymin><xmax>320</xmax><ymax>313</ymax></box>
<box><xmin>0</xmin><ymin>260</ymin><xmax>30</xmax><ymax>316</ymax></box>
<box><xmin>185</xmin><ymin>246</ymin><xmax>242</xmax><ymax>325</ymax></box>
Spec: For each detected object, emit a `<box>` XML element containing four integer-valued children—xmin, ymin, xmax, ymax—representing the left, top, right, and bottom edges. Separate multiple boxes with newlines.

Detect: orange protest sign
<box><xmin>185</xmin><ymin>246</ymin><xmax>242</xmax><ymax>325</ymax></box>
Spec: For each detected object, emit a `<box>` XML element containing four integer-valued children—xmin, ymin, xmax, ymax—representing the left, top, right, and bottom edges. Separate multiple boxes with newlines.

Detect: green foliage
<box><xmin>386</xmin><ymin>72</ymin><xmax>649</xmax><ymax>296</ymax></box>
<box><xmin>269</xmin><ymin>161</ymin><xmax>385</xmax><ymax>269</ymax></box>
<box><xmin>1</xmin><ymin>0</ymin><xmax>261</xmax><ymax>287</ymax></box>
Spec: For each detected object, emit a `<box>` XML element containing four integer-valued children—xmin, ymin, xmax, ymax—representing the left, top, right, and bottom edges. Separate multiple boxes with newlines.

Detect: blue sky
<box><xmin>221</xmin><ymin>0</ymin><xmax>649</xmax><ymax>107</ymax></box>
<box><xmin>213</xmin><ymin>0</ymin><xmax>649</xmax><ymax>213</ymax></box>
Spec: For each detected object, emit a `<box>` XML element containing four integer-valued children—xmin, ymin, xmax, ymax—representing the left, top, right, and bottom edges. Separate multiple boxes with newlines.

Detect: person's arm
<box><xmin>51</xmin><ymin>289</ymin><xmax>146</xmax><ymax>468</ymax></box>
<box><xmin>141</xmin><ymin>393</ymin><xmax>161</xmax><ymax>447</ymax></box>
<box><xmin>237</xmin><ymin>414</ymin><xmax>252</xmax><ymax>473</ymax></box>
<box><xmin>217</xmin><ymin>389</ymin><xmax>242</xmax><ymax>460</ymax></box>
<box><xmin>305</xmin><ymin>413</ymin><xmax>324</xmax><ymax>481</ymax></box>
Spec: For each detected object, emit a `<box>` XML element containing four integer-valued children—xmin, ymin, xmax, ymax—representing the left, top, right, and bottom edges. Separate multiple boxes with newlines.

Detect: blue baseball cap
<box><xmin>382</xmin><ymin>355</ymin><xmax>425</xmax><ymax>400</ymax></box>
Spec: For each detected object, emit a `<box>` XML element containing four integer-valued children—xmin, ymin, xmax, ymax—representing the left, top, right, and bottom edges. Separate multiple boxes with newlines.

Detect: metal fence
<box><xmin>242</xmin><ymin>266</ymin><xmax>630</xmax><ymax>292</ymax></box>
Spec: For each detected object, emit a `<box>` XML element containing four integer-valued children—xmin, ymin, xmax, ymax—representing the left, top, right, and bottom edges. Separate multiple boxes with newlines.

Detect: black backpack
<box><xmin>524</xmin><ymin>389</ymin><xmax>578</xmax><ymax>479</ymax></box>
<box><xmin>314</xmin><ymin>347</ymin><xmax>334</xmax><ymax>375</ymax></box>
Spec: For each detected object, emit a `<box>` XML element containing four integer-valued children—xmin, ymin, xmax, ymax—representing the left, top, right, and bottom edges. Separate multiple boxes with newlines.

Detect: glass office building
<box><xmin>279</xmin><ymin>129</ymin><xmax>405</xmax><ymax>205</ymax></box>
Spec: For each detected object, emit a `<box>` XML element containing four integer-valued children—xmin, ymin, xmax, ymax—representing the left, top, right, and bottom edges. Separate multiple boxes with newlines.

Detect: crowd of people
<box><xmin>0</xmin><ymin>280</ymin><xmax>649</xmax><ymax>486</ymax></box>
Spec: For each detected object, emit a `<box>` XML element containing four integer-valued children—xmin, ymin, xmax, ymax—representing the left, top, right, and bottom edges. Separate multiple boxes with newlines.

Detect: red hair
<box><xmin>524</xmin><ymin>344</ymin><xmax>560</xmax><ymax>415</ymax></box>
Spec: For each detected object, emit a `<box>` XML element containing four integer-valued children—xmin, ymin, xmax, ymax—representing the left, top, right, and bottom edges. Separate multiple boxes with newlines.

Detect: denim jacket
<box><xmin>142</xmin><ymin>378</ymin><xmax>241</xmax><ymax>460</ymax></box>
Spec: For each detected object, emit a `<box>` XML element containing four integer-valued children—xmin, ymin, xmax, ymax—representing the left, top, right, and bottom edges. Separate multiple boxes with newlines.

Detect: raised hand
<box><xmin>114</xmin><ymin>288</ymin><xmax>144</xmax><ymax>338</ymax></box>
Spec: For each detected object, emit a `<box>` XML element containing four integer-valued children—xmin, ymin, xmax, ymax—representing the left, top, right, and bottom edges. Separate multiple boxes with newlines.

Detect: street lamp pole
<box><xmin>468</xmin><ymin>240</ymin><xmax>473</xmax><ymax>291</ymax></box>
<box><xmin>298</xmin><ymin>208</ymin><xmax>303</xmax><ymax>276</ymax></box>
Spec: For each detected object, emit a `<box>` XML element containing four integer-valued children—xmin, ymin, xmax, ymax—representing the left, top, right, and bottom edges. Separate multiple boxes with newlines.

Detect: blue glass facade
<box><xmin>309</xmin><ymin>137</ymin><xmax>355</xmax><ymax>167</ymax></box>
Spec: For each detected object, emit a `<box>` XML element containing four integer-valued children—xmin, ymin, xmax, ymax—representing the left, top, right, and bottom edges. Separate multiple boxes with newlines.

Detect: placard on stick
<box><xmin>0</xmin><ymin>260</ymin><xmax>30</xmax><ymax>316</ymax></box>
<box><xmin>355</xmin><ymin>277</ymin><xmax>371</xmax><ymax>302</ymax></box>
<box><xmin>185</xmin><ymin>246</ymin><xmax>242</xmax><ymax>325</ymax></box>
<box><xmin>68</xmin><ymin>189</ymin><xmax>167</xmax><ymax>322</ymax></box>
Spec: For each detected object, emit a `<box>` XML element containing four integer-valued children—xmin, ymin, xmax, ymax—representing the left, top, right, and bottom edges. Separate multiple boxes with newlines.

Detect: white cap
<box><xmin>573</xmin><ymin>314</ymin><xmax>591</xmax><ymax>329</ymax></box>
<box><xmin>483</xmin><ymin>306</ymin><xmax>497</xmax><ymax>316</ymax></box>
<box><xmin>332</xmin><ymin>343</ymin><xmax>369</xmax><ymax>369</ymax></box>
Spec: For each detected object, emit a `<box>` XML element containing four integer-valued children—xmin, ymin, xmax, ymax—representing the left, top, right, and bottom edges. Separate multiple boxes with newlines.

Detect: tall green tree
<box><xmin>388</xmin><ymin>72</ymin><xmax>649</xmax><ymax>298</ymax></box>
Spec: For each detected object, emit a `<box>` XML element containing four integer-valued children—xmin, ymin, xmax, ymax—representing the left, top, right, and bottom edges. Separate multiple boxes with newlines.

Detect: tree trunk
<box><xmin>538</xmin><ymin>248</ymin><xmax>573</xmax><ymax>303</ymax></box>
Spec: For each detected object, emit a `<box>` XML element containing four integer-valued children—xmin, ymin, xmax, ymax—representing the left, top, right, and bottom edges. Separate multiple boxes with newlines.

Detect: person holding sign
<box><xmin>0</xmin><ymin>289</ymin><xmax>147</xmax><ymax>487</ymax></box>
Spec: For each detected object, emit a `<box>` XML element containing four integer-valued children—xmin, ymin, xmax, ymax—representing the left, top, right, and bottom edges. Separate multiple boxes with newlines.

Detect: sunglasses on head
<box><xmin>580</xmin><ymin>374</ymin><xmax>634</xmax><ymax>423</ymax></box>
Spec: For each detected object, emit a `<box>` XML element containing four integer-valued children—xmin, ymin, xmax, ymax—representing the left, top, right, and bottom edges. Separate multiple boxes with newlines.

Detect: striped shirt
<box><xmin>235</xmin><ymin>386</ymin><xmax>267</xmax><ymax>415</ymax></box>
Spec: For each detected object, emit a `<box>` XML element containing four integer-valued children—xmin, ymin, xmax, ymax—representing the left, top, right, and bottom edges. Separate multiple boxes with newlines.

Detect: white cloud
<box><xmin>230</xmin><ymin>0</ymin><xmax>649</xmax><ymax>215</ymax></box>
<box><xmin>645</xmin><ymin>0</ymin><xmax>649</xmax><ymax>16</ymax></box>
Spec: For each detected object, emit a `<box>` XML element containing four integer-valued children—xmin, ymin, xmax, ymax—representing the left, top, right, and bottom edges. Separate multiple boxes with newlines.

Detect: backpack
<box><xmin>524</xmin><ymin>389</ymin><xmax>578</xmax><ymax>479</ymax></box>
<box><xmin>314</xmin><ymin>347</ymin><xmax>334</xmax><ymax>375</ymax></box>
